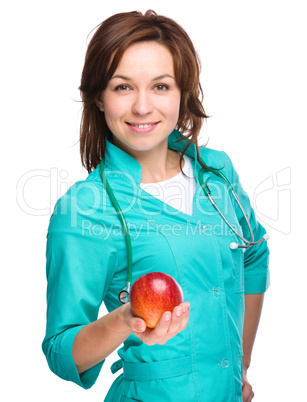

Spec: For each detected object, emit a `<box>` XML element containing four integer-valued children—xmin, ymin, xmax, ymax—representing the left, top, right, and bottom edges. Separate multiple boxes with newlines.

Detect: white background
<box><xmin>1</xmin><ymin>0</ymin><xmax>305</xmax><ymax>400</ymax></box>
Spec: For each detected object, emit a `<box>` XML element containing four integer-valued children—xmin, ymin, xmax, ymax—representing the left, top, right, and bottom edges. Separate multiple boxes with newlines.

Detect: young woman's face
<box><xmin>98</xmin><ymin>41</ymin><xmax>181</xmax><ymax>157</ymax></box>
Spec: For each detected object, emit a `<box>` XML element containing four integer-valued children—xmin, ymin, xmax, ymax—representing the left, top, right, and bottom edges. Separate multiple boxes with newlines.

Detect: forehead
<box><xmin>113</xmin><ymin>42</ymin><xmax>175</xmax><ymax>76</ymax></box>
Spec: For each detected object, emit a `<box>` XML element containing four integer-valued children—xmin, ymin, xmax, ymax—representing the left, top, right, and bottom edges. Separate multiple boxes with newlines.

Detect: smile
<box><xmin>126</xmin><ymin>121</ymin><xmax>160</xmax><ymax>133</ymax></box>
<box><xmin>130</xmin><ymin>123</ymin><xmax>155</xmax><ymax>128</ymax></box>
<box><xmin>127</xmin><ymin>122</ymin><xmax>158</xmax><ymax>127</ymax></box>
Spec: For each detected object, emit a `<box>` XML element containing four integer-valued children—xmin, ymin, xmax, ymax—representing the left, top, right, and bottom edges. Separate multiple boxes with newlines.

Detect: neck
<box><xmin>139</xmin><ymin>148</ymin><xmax>182</xmax><ymax>183</ymax></box>
<box><xmin>111</xmin><ymin>135</ymin><xmax>182</xmax><ymax>183</ymax></box>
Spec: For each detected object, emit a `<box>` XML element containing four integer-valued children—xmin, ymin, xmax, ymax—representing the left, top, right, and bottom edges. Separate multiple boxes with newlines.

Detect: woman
<box><xmin>42</xmin><ymin>10</ymin><xmax>270</xmax><ymax>402</ymax></box>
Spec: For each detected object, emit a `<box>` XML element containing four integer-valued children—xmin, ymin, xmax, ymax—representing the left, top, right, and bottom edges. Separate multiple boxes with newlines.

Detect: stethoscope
<box><xmin>100</xmin><ymin>157</ymin><xmax>269</xmax><ymax>304</ymax></box>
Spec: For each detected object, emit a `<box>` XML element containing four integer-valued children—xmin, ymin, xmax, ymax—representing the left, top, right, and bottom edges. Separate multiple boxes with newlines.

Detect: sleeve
<box><xmin>222</xmin><ymin>152</ymin><xmax>270</xmax><ymax>294</ymax></box>
<box><xmin>42</xmin><ymin>182</ymin><xmax>118</xmax><ymax>389</ymax></box>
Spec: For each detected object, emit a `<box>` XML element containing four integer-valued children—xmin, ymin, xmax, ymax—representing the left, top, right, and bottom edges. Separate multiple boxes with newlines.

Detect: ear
<box><xmin>95</xmin><ymin>95</ymin><xmax>104</xmax><ymax>112</ymax></box>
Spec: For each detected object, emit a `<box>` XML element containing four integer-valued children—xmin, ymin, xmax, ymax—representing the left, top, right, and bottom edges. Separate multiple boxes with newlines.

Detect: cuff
<box><xmin>49</xmin><ymin>325</ymin><xmax>104</xmax><ymax>389</ymax></box>
<box><xmin>244</xmin><ymin>270</ymin><xmax>270</xmax><ymax>294</ymax></box>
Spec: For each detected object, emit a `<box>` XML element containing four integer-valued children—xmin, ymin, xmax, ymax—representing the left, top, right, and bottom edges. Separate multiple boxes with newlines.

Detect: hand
<box><xmin>242</xmin><ymin>368</ymin><xmax>255</xmax><ymax>402</ymax></box>
<box><xmin>123</xmin><ymin>301</ymin><xmax>190</xmax><ymax>346</ymax></box>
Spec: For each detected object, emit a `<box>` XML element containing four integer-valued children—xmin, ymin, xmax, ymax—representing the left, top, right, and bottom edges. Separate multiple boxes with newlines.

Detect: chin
<box><xmin>116</xmin><ymin>136</ymin><xmax>163</xmax><ymax>153</ymax></box>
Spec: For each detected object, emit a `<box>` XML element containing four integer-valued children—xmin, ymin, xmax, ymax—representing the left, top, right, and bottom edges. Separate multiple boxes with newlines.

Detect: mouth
<box><xmin>125</xmin><ymin>121</ymin><xmax>160</xmax><ymax>133</ymax></box>
<box><xmin>126</xmin><ymin>122</ymin><xmax>159</xmax><ymax>128</ymax></box>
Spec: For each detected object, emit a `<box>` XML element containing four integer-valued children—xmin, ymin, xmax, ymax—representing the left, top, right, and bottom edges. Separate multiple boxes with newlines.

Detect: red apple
<box><xmin>130</xmin><ymin>272</ymin><xmax>184</xmax><ymax>329</ymax></box>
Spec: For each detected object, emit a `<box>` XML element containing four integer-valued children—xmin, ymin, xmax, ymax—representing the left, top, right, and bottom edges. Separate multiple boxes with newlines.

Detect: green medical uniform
<box><xmin>42</xmin><ymin>130</ymin><xmax>270</xmax><ymax>401</ymax></box>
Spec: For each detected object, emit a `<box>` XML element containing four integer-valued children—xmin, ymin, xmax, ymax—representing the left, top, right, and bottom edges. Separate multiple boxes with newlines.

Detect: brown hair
<box><xmin>79</xmin><ymin>10</ymin><xmax>211</xmax><ymax>174</ymax></box>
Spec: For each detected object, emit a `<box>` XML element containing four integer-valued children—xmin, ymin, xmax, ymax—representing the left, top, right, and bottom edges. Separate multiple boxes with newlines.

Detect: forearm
<box><xmin>72</xmin><ymin>303</ymin><xmax>131</xmax><ymax>374</ymax></box>
<box><xmin>242</xmin><ymin>293</ymin><xmax>265</xmax><ymax>370</ymax></box>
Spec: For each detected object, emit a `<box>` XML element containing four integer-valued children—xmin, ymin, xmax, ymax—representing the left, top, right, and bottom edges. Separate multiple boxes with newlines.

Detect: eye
<box><xmin>154</xmin><ymin>84</ymin><xmax>169</xmax><ymax>91</ymax></box>
<box><xmin>114</xmin><ymin>85</ymin><xmax>131</xmax><ymax>92</ymax></box>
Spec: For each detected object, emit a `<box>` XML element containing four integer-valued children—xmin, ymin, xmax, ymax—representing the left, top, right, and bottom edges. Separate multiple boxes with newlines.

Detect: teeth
<box><xmin>131</xmin><ymin>123</ymin><xmax>155</xmax><ymax>128</ymax></box>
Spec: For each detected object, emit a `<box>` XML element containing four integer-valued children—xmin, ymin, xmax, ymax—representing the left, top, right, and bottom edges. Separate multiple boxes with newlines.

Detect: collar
<box><xmin>103</xmin><ymin>129</ymin><xmax>200</xmax><ymax>185</ymax></box>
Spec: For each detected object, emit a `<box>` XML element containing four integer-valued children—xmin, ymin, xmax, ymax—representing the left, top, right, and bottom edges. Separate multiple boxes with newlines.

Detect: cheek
<box><xmin>103</xmin><ymin>96</ymin><xmax>128</xmax><ymax>122</ymax></box>
<box><xmin>162</xmin><ymin>93</ymin><xmax>181</xmax><ymax>119</ymax></box>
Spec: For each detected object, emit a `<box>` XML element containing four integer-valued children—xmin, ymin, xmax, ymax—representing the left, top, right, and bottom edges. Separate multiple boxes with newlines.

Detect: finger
<box><xmin>152</xmin><ymin>311</ymin><xmax>172</xmax><ymax>339</ymax></box>
<box><xmin>177</xmin><ymin>302</ymin><xmax>190</xmax><ymax>331</ymax></box>
<box><xmin>154</xmin><ymin>302</ymin><xmax>190</xmax><ymax>342</ymax></box>
<box><xmin>172</xmin><ymin>302</ymin><xmax>190</xmax><ymax>327</ymax></box>
<box><xmin>179</xmin><ymin>302</ymin><xmax>190</xmax><ymax>315</ymax></box>
<box><xmin>242</xmin><ymin>383</ymin><xmax>254</xmax><ymax>402</ymax></box>
<box><xmin>133</xmin><ymin>318</ymin><xmax>147</xmax><ymax>333</ymax></box>
<box><xmin>137</xmin><ymin>311</ymin><xmax>172</xmax><ymax>346</ymax></box>
<box><xmin>124</xmin><ymin>305</ymin><xmax>147</xmax><ymax>333</ymax></box>
<box><xmin>149</xmin><ymin>302</ymin><xmax>190</xmax><ymax>339</ymax></box>
<box><xmin>167</xmin><ymin>303</ymin><xmax>189</xmax><ymax>336</ymax></box>
<box><xmin>131</xmin><ymin>302</ymin><xmax>190</xmax><ymax>345</ymax></box>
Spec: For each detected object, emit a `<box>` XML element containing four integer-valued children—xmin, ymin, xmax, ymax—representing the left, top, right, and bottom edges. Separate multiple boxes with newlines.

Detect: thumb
<box><xmin>133</xmin><ymin>318</ymin><xmax>147</xmax><ymax>332</ymax></box>
<box><xmin>123</xmin><ymin>303</ymin><xmax>146</xmax><ymax>332</ymax></box>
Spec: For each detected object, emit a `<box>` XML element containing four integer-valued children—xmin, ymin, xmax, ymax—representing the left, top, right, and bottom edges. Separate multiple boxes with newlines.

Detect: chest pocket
<box><xmin>233</xmin><ymin>247</ymin><xmax>245</xmax><ymax>293</ymax></box>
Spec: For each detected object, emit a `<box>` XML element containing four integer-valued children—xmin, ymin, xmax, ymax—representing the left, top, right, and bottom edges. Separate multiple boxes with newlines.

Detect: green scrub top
<box><xmin>42</xmin><ymin>130</ymin><xmax>270</xmax><ymax>401</ymax></box>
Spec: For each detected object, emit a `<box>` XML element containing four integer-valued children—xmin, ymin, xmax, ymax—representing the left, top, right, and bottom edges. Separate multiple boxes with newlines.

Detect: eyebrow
<box><xmin>110</xmin><ymin>74</ymin><xmax>175</xmax><ymax>81</ymax></box>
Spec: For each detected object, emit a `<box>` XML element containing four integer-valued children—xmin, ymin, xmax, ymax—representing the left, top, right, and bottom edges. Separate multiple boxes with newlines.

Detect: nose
<box><xmin>132</xmin><ymin>91</ymin><xmax>153</xmax><ymax>116</ymax></box>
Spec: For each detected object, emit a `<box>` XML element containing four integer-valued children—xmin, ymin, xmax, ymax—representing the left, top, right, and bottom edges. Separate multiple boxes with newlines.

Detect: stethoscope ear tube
<box><xmin>198</xmin><ymin>168</ymin><xmax>269</xmax><ymax>250</ymax></box>
<box><xmin>230</xmin><ymin>234</ymin><xmax>270</xmax><ymax>250</ymax></box>
<box><xmin>100</xmin><ymin>160</ymin><xmax>269</xmax><ymax>303</ymax></box>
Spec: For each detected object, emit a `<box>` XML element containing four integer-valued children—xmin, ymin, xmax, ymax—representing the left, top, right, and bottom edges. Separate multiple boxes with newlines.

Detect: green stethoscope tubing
<box><xmin>100</xmin><ymin>158</ymin><xmax>133</xmax><ymax>302</ymax></box>
<box><xmin>100</xmin><ymin>157</ymin><xmax>269</xmax><ymax>304</ymax></box>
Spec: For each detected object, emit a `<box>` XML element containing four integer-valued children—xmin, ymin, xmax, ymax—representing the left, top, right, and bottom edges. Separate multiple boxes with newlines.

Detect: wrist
<box><xmin>116</xmin><ymin>303</ymin><xmax>132</xmax><ymax>335</ymax></box>
<box><xmin>242</xmin><ymin>356</ymin><xmax>251</xmax><ymax>371</ymax></box>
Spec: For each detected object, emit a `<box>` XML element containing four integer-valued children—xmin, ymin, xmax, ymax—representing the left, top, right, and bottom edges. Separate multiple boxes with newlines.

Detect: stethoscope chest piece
<box><xmin>198</xmin><ymin>168</ymin><xmax>269</xmax><ymax>250</ymax></box>
<box><xmin>118</xmin><ymin>283</ymin><xmax>131</xmax><ymax>304</ymax></box>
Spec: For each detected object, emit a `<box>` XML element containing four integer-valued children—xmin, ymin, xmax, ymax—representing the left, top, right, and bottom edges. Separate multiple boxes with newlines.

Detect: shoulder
<box><xmin>56</xmin><ymin>166</ymin><xmax>103</xmax><ymax>210</ymax></box>
<box><xmin>48</xmin><ymin>165</ymin><xmax>105</xmax><ymax>234</ymax></box>
<box><xmin>199</xmin><ymin>146</ymin><xmax>236</xmax><ymax>180</ymax></box>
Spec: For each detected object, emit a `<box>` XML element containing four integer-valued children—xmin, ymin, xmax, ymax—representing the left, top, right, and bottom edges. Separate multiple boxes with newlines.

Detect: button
<box><xmin>218</xmin><ymin>359</ymin><xmax>230</xmax><ymax>368</ymax></box>
<box><xmin>209</xmin><ymin>286</ymin><xmax>221</xmax><ymax>296</ymax></box>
